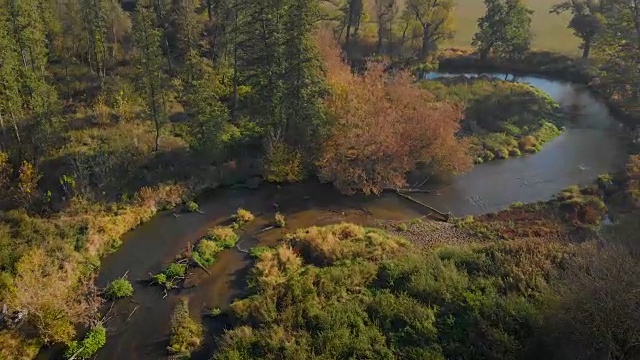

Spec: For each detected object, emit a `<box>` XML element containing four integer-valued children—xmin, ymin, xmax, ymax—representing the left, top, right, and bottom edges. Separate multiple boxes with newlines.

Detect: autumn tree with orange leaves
<box><xmin>316</xmin><ymin>32</ymin><xmax>471</xmax><ymax>194</ymax></box>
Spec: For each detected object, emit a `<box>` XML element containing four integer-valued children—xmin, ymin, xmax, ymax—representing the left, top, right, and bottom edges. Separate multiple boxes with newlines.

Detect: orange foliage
<box><xmin>316</xmin><ymin>32</ymin><xmax>471</xmax><ymax>194</ymax></box>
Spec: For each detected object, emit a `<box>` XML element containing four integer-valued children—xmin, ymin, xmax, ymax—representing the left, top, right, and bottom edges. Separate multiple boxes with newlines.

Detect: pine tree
<box><xmin>0</xmin><ymin>7</ymin><xmax>24</xmax><ymax>154</ymax></box>
<box><xmin>239</xmin><ymin>0</ymin><xmax>287</xmax><ymax>132</ymax></box>
<box><xmin>282</xmin><ymin>0</ymin><xmax>326</xmax><ymax>150</ymax></box>
<box><xmin>171</xmin><ymin>0</ymin><xmax>204</xmax><ymax>61</ymax></box>
<box><xmin>132</xmin><ymin>5</ymin><xmax>169</xmax><ymax>152</ymax></box>
<box><xmin>4</xmin><ymin>0</ymin><xmax>59</xmax><ymax>160</ymax></box>
<box><xmin>180</xmin><ymin>51</ymin><xmax>234</xmax><ymax>159</ymax></box>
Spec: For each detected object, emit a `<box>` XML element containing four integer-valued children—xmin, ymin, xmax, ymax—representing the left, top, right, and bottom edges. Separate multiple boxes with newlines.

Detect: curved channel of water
<box><xmin>93</xmin><ymin>74</ymin><xmax>626</xmax><ymax>360</ymax></box>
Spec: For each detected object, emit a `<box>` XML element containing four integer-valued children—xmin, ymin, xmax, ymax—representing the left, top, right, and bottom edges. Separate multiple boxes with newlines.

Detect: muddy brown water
<box><xmin>90</xmin><ymin>75</ymin><xmax>626</xmax><ymax>360</ymax></box>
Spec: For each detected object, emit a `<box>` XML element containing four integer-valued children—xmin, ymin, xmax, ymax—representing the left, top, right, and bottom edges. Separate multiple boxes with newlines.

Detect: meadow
<box><xmin>447</xmin><ymin>0</ymin><xmax>581</xmax><ymax>54</ymax></box>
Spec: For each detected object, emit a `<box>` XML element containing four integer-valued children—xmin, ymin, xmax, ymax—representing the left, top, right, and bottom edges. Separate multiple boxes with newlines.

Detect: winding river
<box><xmin>93</xmin><ymin>74</ymin><xmax>627</xmax><ymax>360</ymax></box>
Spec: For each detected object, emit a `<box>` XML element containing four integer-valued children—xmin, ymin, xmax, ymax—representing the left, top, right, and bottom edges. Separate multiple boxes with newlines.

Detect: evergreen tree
<box><xmin>171</xmin><ymin>0</ymin><xmax>204</xmax><ymax>60</ymax></box>
<box><xmin>4</xmin><ymin>0</ymin><xmax>59</xmax><ymax>160</ymax></box>
<box><xmin>180</xmin><ymin>51</ymin><xmax>235</xmax><ymax>159</ymax></box>
<box><xmin>282</xmin><ymin>0</ymin><xmax>326</xmax><ymax>150</ymax></box>
<box><xmin>0</xmin><ymin>7</ymin><xmax>24</xmax><ymax>154</ymax></box>
<box><xmin>239</xmin><ymin>0</ymin><xmax>286</xmax><ymax>132</ymax></box>
<box><xmin>132</xmin><ymin>5</ymin><xmax>169</xmax><ymax>152</ymax></box>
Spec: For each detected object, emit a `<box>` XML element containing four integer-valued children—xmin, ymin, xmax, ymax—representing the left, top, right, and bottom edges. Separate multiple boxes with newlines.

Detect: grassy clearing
<box><xmin>421</xmin><ymin>76</ymin><xmax>565</xmax><ymax>162</ymax></box>
<box><xmin>444</xmin><ymin>0</ymin><xmax>580</xmax><ymax>55</ymax></box>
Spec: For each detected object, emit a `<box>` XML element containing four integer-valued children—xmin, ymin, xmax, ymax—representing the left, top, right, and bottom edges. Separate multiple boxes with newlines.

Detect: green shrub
<box><xmin>185</xmin><ymin>201</ymin><xmax>199</xmax><ymax>213</ymax></box>
<box><xmin>207</xmin><ymin>226</ymin><xmax>239</xmax><ymax>248</ymax></box>
<box><xmin>192</xmin><ymin>240</ymin><xmax>222</xmax><ymax>268</ymax></box>
<box><xmin>262</xmin><ymin>138</ymin><xmax>305</xmax><ymax>183</ymax></box>
<box><xmin>208</xmin><ymin>307</ymin><xmax>222</xmax><ymax>317</ymax></box>
<box><xmin>395</xmin><ymin>223</ymin><xmax>409</xmax><ymax>232</ymax></box>
<box><xmin>234</xmin><ymin>208</ymin><xmax>255</xmax><ymax>224</ymax></box>
<box><xmin>249</xmin><ymin>246</ymin><xmax>272</xmax><ymax>259</ymax></box>
<box><xmin>168</xmin><ymin>298</ymin><xmax>203</xmax><ymax>357</ymax></box>
<box><xmin>104</xmin><ymin>278</ymin><xmax>134</xmax><ymax>299</ymax></box>
<box><xmin>64</xmin><ymin>325</ymin><xmax>107</xmax><ymax>360</ymax></box>
<box><xmin>164</xmin><ymin>263</ymin><xmax>187</xmax><ymax>279</ymax></box>
<box><xmin>274</xmin><ymin>212</ymin><xmax>286</xmax><ymax>228</ymax></box>
<box><xmin>494</xmin><ymin>148</ymin><xmax>510</xmax><ymax>159</ymax></box>
<box><xmin>152</xmin><ymin>273</ymin><xmax>168</xmax><ymax>286</ymax></box>
<box><xmin>509</xmin><ymin>148</ymin><xmax>522</xmax><ymax>157</ymax></box>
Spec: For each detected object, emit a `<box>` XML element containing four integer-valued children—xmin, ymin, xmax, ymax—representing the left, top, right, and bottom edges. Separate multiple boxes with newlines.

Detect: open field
<box><xmin>448</xmin><ymin>0</ymin><xmax>581</xmax><ymax>54</ymax></box>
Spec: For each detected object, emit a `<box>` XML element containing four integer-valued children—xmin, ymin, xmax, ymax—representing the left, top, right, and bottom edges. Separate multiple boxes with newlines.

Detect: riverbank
<box><xmin>14</xmin><ymin>69</ymin><xmax>631</xmax><ymax>360</ymax></box>
<box><xmin>420</xmin><ymin>75</ymin><xmax>565</xmax><ymax>163</ymax></box>
<box><xmin>435</xmin><ymin>49</ymin><xmax>639</xmax><ymax>130</ymax></box>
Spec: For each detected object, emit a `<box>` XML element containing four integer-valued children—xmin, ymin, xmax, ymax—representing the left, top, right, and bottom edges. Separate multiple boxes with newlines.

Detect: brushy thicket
<box><xmin>212</xmin><ymin>223</ymin><xmax>595</xmax><ymax>360</ymax></box>
<box><xmin>63</xmin><ymin>325</ymin><xmax>107</xmax><ymax>360</ymax></box>
<box><xmin>168</xmin><ymin>298</ymin><xmax>203</xmax><ymax>357</ymax></box>
<box><xmin>421</xmin><ymin>76</ymin><xmax>565</xmax><ymax>163</ymax></box>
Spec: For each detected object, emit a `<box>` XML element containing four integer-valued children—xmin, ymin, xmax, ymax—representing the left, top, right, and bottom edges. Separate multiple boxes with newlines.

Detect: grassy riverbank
<box><xmin>436</xmin><ymin>50</ymin><xmax>640</xmax><ymax>130</ymax></box>
<box><xmin>421</xmin><ymin>76</ymin><xmax>565</xmax><ymax>163</ymax></box>
<box><xmin>209</xmin><ymin>167</ymin><xmax>640</xmax><ymax>359</ymax></box>
<box><xmin>211</xmin><ymin>213</ymin><xmax>638</xmax><ymax>359</ymax></box>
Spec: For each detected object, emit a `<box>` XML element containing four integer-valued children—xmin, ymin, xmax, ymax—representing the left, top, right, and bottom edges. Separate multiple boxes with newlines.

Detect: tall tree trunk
<box><xmin>206</xmin><ymin>0</ymin><xmax>213</xmax><ymax>20</ymax></box>
<box><xmin>419</xmin><ymin>23</ymin><xmax>431</xmax><ymax>61</ymax></box>
<box><xmin>582</xmin><ymin>39</ymin><xmax>591</xmax><ymax>59</ymax></box>
<box><xmin>345</xmin><ymin>16</ymin><xmax>352</xmax><ymax>46</ymax></box>
<box><xmin>10</xmin><ymin>111</ymin><xmax>22</xmax><ymax>161</ymax></box>
<box><xmin>399</xmin><ymin>22</ymin><xmax>409</xmax><ymax>59</ymax></box>
<box><xmin>376</xmin><ymin>12</ymin><xmax>385</xmax><ymax>54</ymax></box>
<box><xmin>232</xmin><ymin>4</ymin><xmax>238</xmax><ymax>121</ymax></box>
<box><xmin>0</xmin><ymin>111</ymin><xmax>7</xmax><ymax>151</ymax></box>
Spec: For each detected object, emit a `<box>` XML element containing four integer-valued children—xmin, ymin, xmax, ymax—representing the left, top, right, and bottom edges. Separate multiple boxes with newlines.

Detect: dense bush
<box><xmin>274</xmin><ymin>212</ymin><xmax>286</xmax><ymax>228</ymax></box>
<box><xmin>213</xmin><ymin>224</ymin><xmax>578</xmax><ymax>360</ymax></box>
<box><xmin>207</xmin><ymin>226</ymin><xmax>239</xmax><ymax>248</ymax></box>
<box><xmin>168</xmin><ymin>298</ymin><xmax>203</xmax><ymax>357</ymax></box>
<box><xmin>191</xmin><ymin>239</ymin><xmax>223</xmax><ymax>268</ymax></box>
<box><xmin>234</xmin><ymin>208</ymin><xmax>255</xmax><ymax>224</ymax></box>
<box><xmin>556</xmin><ymin>186</ymin><xmax>607</xmax><ymax>226</ymax></box>
<box><xmin>104</xmin><ymin>278</ymin><xmax>134</xmax><ymax>299</ymax></box>
<box><xmin>152</xmin><ymin>262</ymin><xmax>188</xmax><ymax>289</ymax></box>
<box><xmin>64</xmin><ymin>325</ymin><xmax>107</xmax><ymax>360</ymax></box>
<box><xmin>248</xmin><ymin>246</ymin><xmax>273</xmax><ymax>259</ymax></box>
<box><xmin>185</xmin><ymin>201</ymin><xmax>200</xmax><ymax>213</ymax></box>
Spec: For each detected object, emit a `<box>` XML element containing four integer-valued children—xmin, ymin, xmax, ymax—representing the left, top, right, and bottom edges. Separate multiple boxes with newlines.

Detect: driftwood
<box><xmin>383</xmin><ymin>187</ymin><xmax>433</xmax><ymax>194</ymax></box>
<box><xmin>256</xmin><ymin>225</ymin><xmax>276</xmax><ymax>234</ymax></box>
<box><xmin>194</xmin><ymin>261</ymin><xmax>211</xmax><ymax>275</ymax></box>
<box><xmin>126</xmin><ymin>306</ymin><xmax>139</xmax><ymax>322</ymax></box>
<box><xmin>394</xmin><ymin>191</ymin><xmax>450</xmax><ymax>221</ymax></box>
<box><xmin>396</xmin><ymin>189</ymin><xmax>433</xmax><ymax>193</ymax></box>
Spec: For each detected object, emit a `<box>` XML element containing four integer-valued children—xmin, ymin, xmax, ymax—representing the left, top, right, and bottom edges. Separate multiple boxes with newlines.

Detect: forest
<box><xmin>0</xmin><ymin>0</ymin><xmax>638</xmax><ymax>359</ymax></box>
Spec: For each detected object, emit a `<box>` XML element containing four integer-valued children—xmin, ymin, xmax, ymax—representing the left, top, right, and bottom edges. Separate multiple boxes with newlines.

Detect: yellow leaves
<box><xmin>0</xmin><ymin>330</ymin><xmax>41</xmax><ymax>360</ymax></box>
<box><xmin>8</xmin><ymin>248</ymin><xmax>101</xmax><ymax>345</ymax></box>
<box><xmin>262</xmin><ymin>137</ymin><xmax>305</xmax><ymax>183</ymax></box>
